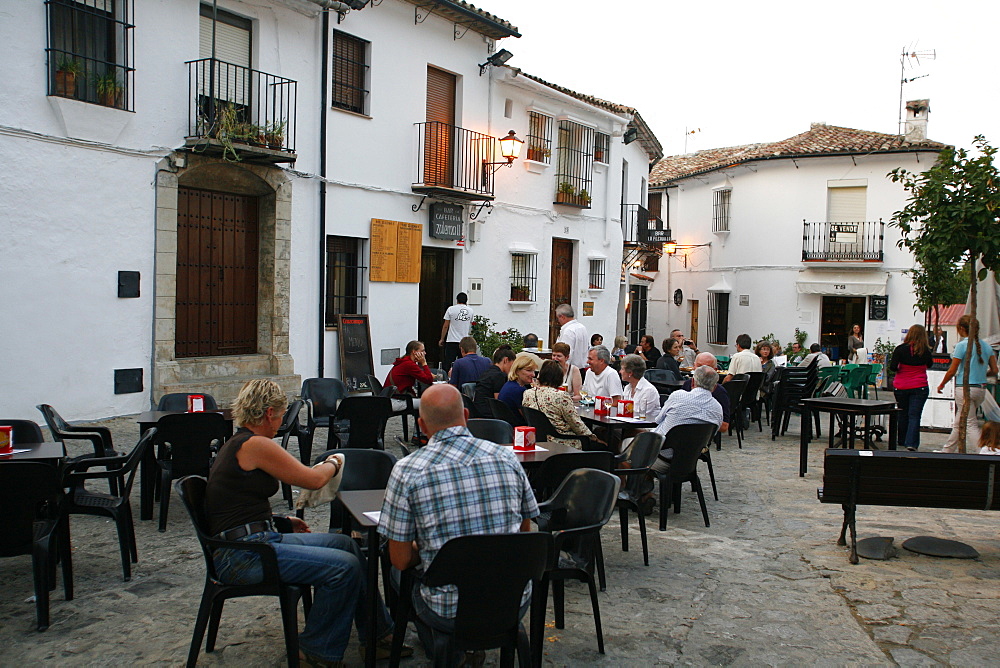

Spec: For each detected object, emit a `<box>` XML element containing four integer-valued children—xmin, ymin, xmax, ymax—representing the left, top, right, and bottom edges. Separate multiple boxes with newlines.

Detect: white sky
<box><xmin>473</xmin><ymin>0</ymin><xmax>1000</xmax><ymax>156</ymax></box>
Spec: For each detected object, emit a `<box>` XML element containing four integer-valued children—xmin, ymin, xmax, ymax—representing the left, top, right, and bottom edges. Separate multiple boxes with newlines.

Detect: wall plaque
<box><xmin>429</xmin><ymin>203</ymin><xmax>464</xmax><ymax>240</ymax></box>
<box><xmin>370</xmin><ymin>219</ymin><xmax>422</xmax><ymax>283</ymax></box>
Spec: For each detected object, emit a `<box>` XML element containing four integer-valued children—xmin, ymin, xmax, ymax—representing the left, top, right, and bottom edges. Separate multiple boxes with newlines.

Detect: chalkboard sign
<box><xmin>337</xmin><ymin>315</ymin><xmax>374</xmax><ymax>394</ymax></box>
<box><xmin>869</xmin><ymin>295</ymin><xmax>889</xmax><ymax>321</ymax></box>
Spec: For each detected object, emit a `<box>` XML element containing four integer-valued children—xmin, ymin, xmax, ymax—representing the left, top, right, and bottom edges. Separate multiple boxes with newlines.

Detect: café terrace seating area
<box><xmin>2</xmin><ymin>370</ymin><xmax>998</xmax><ymax>667</ymax></box>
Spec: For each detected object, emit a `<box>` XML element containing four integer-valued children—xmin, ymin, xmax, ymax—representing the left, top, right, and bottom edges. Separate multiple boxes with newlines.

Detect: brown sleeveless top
<box><xmin>205</xmin><ymin>428</ymin><xmax>280</xmax><ymax>536</ymax></box>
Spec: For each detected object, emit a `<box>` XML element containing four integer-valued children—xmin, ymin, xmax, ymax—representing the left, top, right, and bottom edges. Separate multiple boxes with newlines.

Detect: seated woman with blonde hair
<box><xmin>522</xmin><ymin>360</ymin><xmax>606</xmax><ymax>448</ymax></box>
<box><xmin>206</xmin><ymin>378</ymin><xmax>403</xmax><ymax>665</ymax></box>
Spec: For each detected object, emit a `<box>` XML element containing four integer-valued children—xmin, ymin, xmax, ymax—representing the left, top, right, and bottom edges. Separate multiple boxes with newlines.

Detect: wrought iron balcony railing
<box><xmin>186</xmin><ymin>58</ymin><xmax>297</xmax><ymax>162</ymax></box>
<box><xmin>622</xmin><ymin>204</ymin><xmax>669</xmax><ymax>246</ymax></box>
<box><xmin>802</xmin><ymin>220</ymin><xmax>884</xmax><ymax>262</ymax></box>
<box><xmin>412</xmin><ymin>122</ymin><xmax>496</xmax><ymax>201</ymax></box>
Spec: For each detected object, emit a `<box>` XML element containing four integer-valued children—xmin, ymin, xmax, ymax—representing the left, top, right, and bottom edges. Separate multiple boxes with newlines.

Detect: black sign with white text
<box><xmin>869</xmin><ymin>295</ymin><xmax>888</xmax><ymax>320</ymax></box>
<box><xmin>429</xmin><ymin>203</ymin><xmax>464</xmax><ymax>240</ymax></box>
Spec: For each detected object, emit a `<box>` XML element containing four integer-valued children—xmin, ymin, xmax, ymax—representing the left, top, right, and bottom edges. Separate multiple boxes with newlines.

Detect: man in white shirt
<box><xmin>724</xmin><ymin>333</ymin><xmax>762</xmax><ymax>382</ymax></box>
<box><xmin>582</xmin><ymin>346</ymin><xmax>622</xmax><ymax>404</ymax></box>
<box><xmin>555</xmin><ymin>304</ymin><xmax>589</xmax><ymax>369</ymax></box>
<box><xmin>439</xmin><ymin>292</ymin><xmax>474</xmax><ymax>372</ymax></box>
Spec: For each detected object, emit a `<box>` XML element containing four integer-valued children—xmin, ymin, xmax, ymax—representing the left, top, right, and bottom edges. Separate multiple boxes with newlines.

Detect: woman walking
<box><xmin>937</xmin><ymin>316</ymin><xmax>998</xmax><ymax>452</ymax></box>
<box><xmin>889</xmin><ymin>325</ymin><xmax>933</xmax><ymax>451</ymax></box>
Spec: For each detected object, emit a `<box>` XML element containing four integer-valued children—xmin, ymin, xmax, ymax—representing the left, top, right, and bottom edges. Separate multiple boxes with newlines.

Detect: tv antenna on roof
<box><xmin>898</xmin><ymin>45</ymin><xmax>936</xmax><ymax>134</ymax></box>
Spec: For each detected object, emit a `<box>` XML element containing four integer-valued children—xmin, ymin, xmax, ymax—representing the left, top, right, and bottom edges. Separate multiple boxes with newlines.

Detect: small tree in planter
<box><xmin>55</xmin><ymin>57</ymin><xmax>81</xmax><ymax>98</ymax></box>
<box><xmin>470</xmin><ymin>317</ymin><xmax>523</xmax><ymax>358</ymax></box>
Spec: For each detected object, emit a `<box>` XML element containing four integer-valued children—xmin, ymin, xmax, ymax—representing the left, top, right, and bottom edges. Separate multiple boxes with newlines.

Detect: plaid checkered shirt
<box><xmin>379</xmin><ymin>425</ymin><xmax>539</xmax><ymax>618</ymax></box>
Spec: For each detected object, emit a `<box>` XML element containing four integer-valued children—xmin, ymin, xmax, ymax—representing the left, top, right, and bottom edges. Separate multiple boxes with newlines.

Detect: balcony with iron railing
<box><xmin>412</xmin><ymin>122</ymin><xmax>496</xmax><ymax>201</ymax></box>
<box><xmin>622</xmin><ymin>204</ymin><xmax>670</xmax><ymax>247</ymax></box>
<box><xmin>802</xmin><ymin>220</ymin><xmax>884</xmax><ymax>263</ymax></box>
<box><xmin>184</xmin><ymin>58</ymin><xmax>297</xmax><ymax>164</ymax></box>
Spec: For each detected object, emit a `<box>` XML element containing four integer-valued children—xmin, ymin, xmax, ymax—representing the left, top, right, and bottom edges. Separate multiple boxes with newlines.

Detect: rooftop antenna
<box><xmin>684</xmin><ymin>127</ymin><xmax>701</xmax><ymax>153</ymax></box>
<box><xmin>898</xmin><ymin>45</ymin><xmax>936</xmax><ymax>134</ymax></box>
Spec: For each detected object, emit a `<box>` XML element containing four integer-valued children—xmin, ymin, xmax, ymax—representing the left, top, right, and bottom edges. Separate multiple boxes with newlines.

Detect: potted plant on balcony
<box><xmin>578</xmin><ymin>188</ymin><xmax>592</xmax><ymax>206</ymax></box>
<box><xmin>555</xmin><ymin>181</ymin><xmax>576</xmax><ymax>205</ymax></box>
<box><xmin>93</xmin><ymin>72</ymin><xmax>124</xmax><ymax>108</ymax></box>
<box><xmin>510</xmin><ymin>284</ymin><xmax>531</xmax><ymax>301</ymax></box>
<box><xmin>55</xmin><ymin>57</ymin><xmax>81</xmax><ymax>98</ymax></box>
<box><xmin>265</xmin><ymin>121</ymin><xmax>286</xmax><ymax>150</ymax></box>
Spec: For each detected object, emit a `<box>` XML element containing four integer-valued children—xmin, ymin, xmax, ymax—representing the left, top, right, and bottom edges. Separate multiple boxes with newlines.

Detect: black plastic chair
<box><xmin>460</xmin><ymin>382</ymin><xmax>477</xmax><ymax>400</ymax></box>
<box><xmin>461</xmin><ymin>392</ymin><xmax>482</xmax><ymax>418</ymax></box>
<box><xmin>653</xmin><ymin>423</ymin><xmax>717</xmax><ymax>530</ymax></box>
<box><xmin>0</xmin><ymin>419</ymin><xmax>44</xmax><ymax>443</ymax></box>
<box><xmin>614</xmin><ymin>432</ymin><xmax>664</xmax><ymax>566</ymax></box>
<box><xmin>487</xmin><ymin>397</ymin><xmax>524</xmax><ymax>427</ymax></box>
<box><xmin>466</xmin><ymin>418</ymin><xmax>514</xmax><ymax>444</ymax></box>
<box><xmin>643</xmin><ymin>368</ymin><xmax>676</xmax><ymax>383</ymax></box>
<box><xmin>313</xmin><ymin>448</ymin><xmax>397</xmax><ymax>533</ymax></box>
<box><xmin>0</xmin><ymin>461</ymin><xmax>73</xmax><ymax>631</ymax></box>
<box><xmin>533</xmin><ymin>468</ymin><xmax>620</xmax><ymax>659</ymax></box>
<box><xmin>723</xmin><ymin>375</ymin><xmax>749</xmax><ymax>449</ymax></box>
<box><xmin>741</xmin><ymin>372</ymin><xmax>766</xmax><ymax>433</ymax></box>
<box><xmin>37</xmin><ymin>404</ymin><xmax>121</xmax><ymax>492</ymax></box>
<box><xmin>156</xmin><ymin>393</ymin><xmax>219</xmax><ymax>411</ymax></box>
<box><xmin>301</xmin><ymin>377</ymin><xmax>349</xmax><ymax>456</ymax></box>
<box><xmin>329</xmin><ymin>396</ymin><xmax>393</xmax><ymax>449</ymax></box>
<box><xmin>175</xmin><ymin>476</ymin><xmax>311</xmax><ymax>668</ymax></box>
<box><xmin>276</xmin><ymin>400</ymin><xmax>309</xmax><ymax>509</ymax></box>
<box><xmin>770</xmin><ymin>359</ymin><xmax>820</xmax><ymax>440</ymax></box>
<box><xmin>522</xmin><ymin>405</ymin><xmax>591</xmax><ymax>450</ymax></box>
<box><xmin>390</xmin><ymin>533</ymin><xmax>551</xmax><ymax>668</ymax></box>
<box><xmin>63</xmin><ymin>428</ymin><xmax>156</xmax><ymax>581</ymax></box>
<box><xmin>154</xmin><ymin>412</ymin><xmax>227</xmax><ymax>532</ymax></box>
<box><xmin>368</xmin><ymin>374</ymin><xmax>418</xmax><ymax>441</ymax></box>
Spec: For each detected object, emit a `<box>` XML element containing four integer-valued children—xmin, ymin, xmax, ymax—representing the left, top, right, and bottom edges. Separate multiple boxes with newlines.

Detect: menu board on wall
<box><xmin>395</xmin><ymin>222</ymin><xmax>422</xmax><ymax>283</ymax></box>
<box><xmin>370</xmin><ymin>219</ymin><xmax>422</xmax><ymax>283</ymax></box>
<box><xmin>370</xmin><ymin>219</ymin><xmax>398</xmax><ymax>282</ymax></box>
<box><xmin>337</xmin><ymin>315</ymin><xmax>374</xmax><ymax>394</ymax></box>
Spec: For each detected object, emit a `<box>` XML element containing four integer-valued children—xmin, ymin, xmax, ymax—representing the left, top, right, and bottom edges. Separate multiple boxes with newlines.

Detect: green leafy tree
<box><xmin>470</xmin><ymin>317</ymin><xmax>523</xmax><ymax>359</ymax></box>
<box><xmin>889</xmin><ymin>136</ymin><xmax>1000</xmax><ymax>452</ymax></box>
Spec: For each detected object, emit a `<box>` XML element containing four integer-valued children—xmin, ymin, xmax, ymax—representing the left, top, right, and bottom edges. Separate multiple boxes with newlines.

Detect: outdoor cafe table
<box><xmin>798</xmin><ymin>397</ymin><xmax>897</xmax><ymax>476</ymax></box>
<box><xmin>577</xmin><ymin>406</ymin><xmax>658</xmax><ymax>452</ymax></box>
<box><xmin>0</xmin><ymin>441</ymin><xmax>65</xmax><ymax>464</ymax></box>
<box><xmin>135</xmin><ymin>410</ymin><xmax>234</xmax><ymax>521</ymax></box>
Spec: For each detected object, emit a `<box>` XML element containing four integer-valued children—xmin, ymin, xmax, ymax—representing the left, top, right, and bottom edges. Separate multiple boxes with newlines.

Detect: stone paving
<box><xmin>2</xmin><ymin>412</ymin><xmax>998</xmax><ymax>666</ymax></box>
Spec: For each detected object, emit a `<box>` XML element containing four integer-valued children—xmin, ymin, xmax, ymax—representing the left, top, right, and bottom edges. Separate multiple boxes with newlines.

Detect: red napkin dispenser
<box><xmin>513</xmin><ymin>426</ymin><xmax>536</xmax><ymax>451</ymax></box>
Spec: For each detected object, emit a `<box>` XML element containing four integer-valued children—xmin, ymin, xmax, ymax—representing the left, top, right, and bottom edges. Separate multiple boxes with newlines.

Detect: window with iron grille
<box><xmin>707</xmin><ymin>292</ymin><xmax>729</xmax><ymax>345</ymax></box>
<box><xmin>594</xmin><ymin>132</ymin><xmax>610</xmax><ymax>164</ymax></box>
<box><xmin>46</xmin><ymin>0</ymin><xmax>135</xmax><ymax>111</ymax></box>
<box><xmin>509</xmin><ymin>252</ymin><xmax>537</xmax><ymax>302</ymax></box>
<box><xmin>712</xmin><ymin>188</ymin><xmax>731</xmax><ymax>232</ymax></box>
<box><xmin>331</xmin><ymin>31</ymin><xmax>369</xmax><ymax>114</ymax></box>
<box><xmin>325</xmin><ymin>236</ymin><xmax>367</xmax><ymax>326</ymax></box>
<box><xmin>588</xmin><ymin>258</ymin><xmax>606</xmax><ymax>290</ymax></box>
<box><xmin>526</xmin><ymin>111</ymin><xmax>552</xmax><ymax>163</ymax></box>
<box><xmin>554</xmin><ymin>120</ymin><xmax>595</xmax><ymax>208</ymax></box>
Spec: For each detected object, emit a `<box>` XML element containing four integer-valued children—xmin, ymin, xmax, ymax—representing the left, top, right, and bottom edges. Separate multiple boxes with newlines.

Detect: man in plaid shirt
<box><xmin>380</xmin><ymin>384</ymin><xmax>538</xmax><ymax>641</ymax></box>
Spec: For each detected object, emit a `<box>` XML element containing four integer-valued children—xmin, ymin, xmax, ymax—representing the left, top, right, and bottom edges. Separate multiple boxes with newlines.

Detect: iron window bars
<box><xmin>712</xmin><ymin>188</ymin><xmax>731</xmax><ymax>232</ymax></box>
<box><xmin>509</xmin><ymin>252</ymin><xmax>537</xmax><ymax>302</ymax></box>
<box><xmin>707</xmin><ymin>292</ymin><xmax>729</xmax><ymax>345</ymax></box>
<box><xmin>331</xmin><ymin>31</ymin><xmax>369</xmax><ymax>115</ymax></box>
<box><xmin>526</xmin><ymin>111</ymin><xmax>552</xmax><ymax>163</ymax></box>
<box><xmin>594</xmin><ymin>132</ymin><xmax>610</xmax><ymax>164</ymax></box>
<box><xmin>46</xmin><ymin>0</ymin><xmax>135</xmax><ymax>111</ymax></box>
<box><xmin>588</xmin><ymin>258</ymin><xmax>606</xmax><ymax>290</ymax></box>
<box><xmin>325</xmin><ymin>236</ymin><xmax>367</xmax><ymax>326</ymax></box>
<box><xmin>554</xmin><ymin>120</ymin><xmax>595</xmax><ymax>208</ymax></box>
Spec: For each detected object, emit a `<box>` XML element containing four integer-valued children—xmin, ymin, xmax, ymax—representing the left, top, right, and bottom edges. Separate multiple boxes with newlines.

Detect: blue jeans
<box><xmin>215</xmin><ymin>531</ymin><xmax>392</xmax><ymax>662</ymax></box>
<box><xmin>894</xmin><ymin>386</ymin><xmax>929</xmax><ymax>450</ymax></box>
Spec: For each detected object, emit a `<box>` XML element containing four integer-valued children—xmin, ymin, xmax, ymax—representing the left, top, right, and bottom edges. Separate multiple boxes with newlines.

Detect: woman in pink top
<box><xmin>889</xmin><ymin>324</ymin><xmax>934</xmax><ymax>451</ymax></box>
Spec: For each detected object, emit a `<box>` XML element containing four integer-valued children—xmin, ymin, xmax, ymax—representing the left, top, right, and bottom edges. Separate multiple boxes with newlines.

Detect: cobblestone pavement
<box><xmin>2</xmin><ymin>412</ymin><xmax>997</xmax><ymax>666</ymax></box>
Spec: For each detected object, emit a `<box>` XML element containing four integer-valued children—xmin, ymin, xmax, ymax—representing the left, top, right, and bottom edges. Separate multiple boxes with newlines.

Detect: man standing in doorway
<box><xmin>555</xmin><ymin>304</ymin><xmax>589</xmax><ymax>369</ymax></box>
<box><xmin>439</xmin><ymin>292</ymin><xmax>474</xmax><ymax>372</ymax></box>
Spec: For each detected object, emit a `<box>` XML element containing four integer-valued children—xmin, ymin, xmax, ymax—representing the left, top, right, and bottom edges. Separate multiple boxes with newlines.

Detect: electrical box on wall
<box><xmin>468</xmin><ymin>278</ymin><xmax>483</xmax><ymax>305</ymax></box>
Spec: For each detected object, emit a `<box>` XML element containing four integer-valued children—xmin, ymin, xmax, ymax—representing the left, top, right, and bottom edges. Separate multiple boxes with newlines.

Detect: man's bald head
<box><xmin>694</xmin><ymin>352</ymin><xmax>717</xmax><ymax>368</ymax></box>
<box><xmin>418</xmin><ymin>384</ymin><xmax>467</xmax><ymax>437</ymax></box>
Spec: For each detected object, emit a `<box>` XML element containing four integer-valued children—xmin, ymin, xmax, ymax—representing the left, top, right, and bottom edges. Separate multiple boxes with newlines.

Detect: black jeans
<box><xmin>894</xmin><ymin>386</ymin><xmax>929</xmax><ymax>449</ymax></box>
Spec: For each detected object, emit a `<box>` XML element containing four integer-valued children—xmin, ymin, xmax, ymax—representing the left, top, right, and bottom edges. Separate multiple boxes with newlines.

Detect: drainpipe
<box><xmin>317</xmin><ymin>8</ymin><xmax>330</xmax><ymax>377</ymax></box>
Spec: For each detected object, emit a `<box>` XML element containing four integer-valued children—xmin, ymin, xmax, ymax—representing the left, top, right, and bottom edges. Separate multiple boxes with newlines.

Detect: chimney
<box><xmin>904</xmin><ymin>99</ymin><xmax>930</xmax><ymax>142</ymax></box>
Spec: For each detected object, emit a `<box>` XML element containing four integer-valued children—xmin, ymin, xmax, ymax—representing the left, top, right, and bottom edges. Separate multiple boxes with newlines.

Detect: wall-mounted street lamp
<box><xmin>663</xmin><ymin>236</ymin><xmax>711</xmax><ymax>268</ymax></box>
<box><xmin>483</xmin><ymin>130</ymin><xmax>523</xmax><ymax>175</ymax></box>
<box><xmin>479</xmin><ymin>48</ymin><xmax>513</xmax><ymax>75</ymax></box>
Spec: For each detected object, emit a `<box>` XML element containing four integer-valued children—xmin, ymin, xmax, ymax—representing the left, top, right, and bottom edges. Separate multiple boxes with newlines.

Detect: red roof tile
<box><xmin>404</xmin><ymin>1</ymin><xmax>520</xmax><ymax>39</ymax></box>
<box><xmin>650</xmin><ymin>123</ymin><xmax>949</xmax><ymax>185</ymax></box>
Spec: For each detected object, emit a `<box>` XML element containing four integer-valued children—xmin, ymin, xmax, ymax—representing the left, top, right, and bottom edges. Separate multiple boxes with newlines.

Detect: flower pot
<box><xmin>266</xmin><ymin>135</ymin><xmax>284</xmax><ymax>150</ymax></box>
<box><xmin>99</xmin><ymin>91</ymin><xmax>122</xmax><ymax>108</ymax></box>
<box><xmin>510</xmin><ymin>287</ymin><xmax>530</xmax><ymax>301</ymax></box>
<box><xmin>55</xmin><ymin>71</ymin><xmax>77</xmax><ymax>98</ymax></box>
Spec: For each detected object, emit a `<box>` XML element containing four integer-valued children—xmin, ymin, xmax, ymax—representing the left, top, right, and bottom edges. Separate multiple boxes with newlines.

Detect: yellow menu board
<box><xmin>395</xmin><ymin>222</ymin><xmax>422</xmax><ymax>283</ymax></box>
<box><xmin>370</xmin><ymin>219</ymin><xmax>422</xmax><ymax>283</ymax></box>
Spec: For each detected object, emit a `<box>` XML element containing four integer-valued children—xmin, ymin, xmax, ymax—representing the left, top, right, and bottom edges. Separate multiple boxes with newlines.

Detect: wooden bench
<box><xmin>817</xmin><ymin>449</ymin><xmax>1000</xmax><ymax>563</ymax></box>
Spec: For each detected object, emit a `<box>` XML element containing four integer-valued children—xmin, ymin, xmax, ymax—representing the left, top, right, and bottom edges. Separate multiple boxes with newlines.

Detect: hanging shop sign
<box><xmin>429</xmin><ymin>203</ymin><xmax>464</xmax><ymax>240</ymax></box>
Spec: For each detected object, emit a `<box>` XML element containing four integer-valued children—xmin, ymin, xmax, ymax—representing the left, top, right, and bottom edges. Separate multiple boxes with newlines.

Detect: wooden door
<box><xmin>425</xmin><ymin>66</ymin><xmax>456</xmax><ymax>188</ymax></box>
<box><xmin>176</xmin><ymin>187</ymin><xmax>258</xmax><ymax>358</ymax></box>
<box><xmin>418</xmin><ymin>247</ymin><xmax>454</xmax><ymax>369</ymax></box>
<box><xmin>549</xmin><ymin>239</ymin><xmax>574</xmax><ymax>346</ymax></box>
<box><xmin>689</xmin><ymin>300</ymin><xmax>699</xmax><ymax>349</ymax></box>
<box><xmin>628</xmin><ymin>284</ymin><xmax>648</xmax><ymax>345</ymax></box>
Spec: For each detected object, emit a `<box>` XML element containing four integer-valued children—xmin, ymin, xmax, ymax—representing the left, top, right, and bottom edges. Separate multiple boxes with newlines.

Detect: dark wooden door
<box><xmin>629</xmin><ymin>284</ymin><xmax>648</xmax><ymax>345</ymax></box>
<box><xmin>418</xmin><ymin>247</ymin><xmax>454</xmax><ymax>369</ymax></box>
<box><xmin>690</xmin><ymin>300</ymin><xmax>699</xmax><ymax>349</ymax></box>
<box><xmin>425</xmin><ymin>66</ymin><xmax>456</xmax><ymax>188</ymax></box>
<box><xmin>549</xmin><ymin>239</ymin><xmax>574</xmax><ymax>346</ymax></box>
<box><xmin>176</xmin><ymin>187</ymin><xmax>258</xmax><ymax>358</ymax></box>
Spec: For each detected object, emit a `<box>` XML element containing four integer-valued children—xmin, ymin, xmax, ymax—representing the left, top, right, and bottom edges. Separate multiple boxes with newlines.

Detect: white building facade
<box><xmin>1</xmin><ymin>0</ymin><xmax>660</xmax><ymax>420</ymax></box>
<box><xmin>644</xmin><ymin>121</ymin><xmax>947</xmax><ymax>359</ymax></box>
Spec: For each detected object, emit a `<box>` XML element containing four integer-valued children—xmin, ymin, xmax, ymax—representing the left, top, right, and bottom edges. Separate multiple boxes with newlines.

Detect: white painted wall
<box><xmin>647</xmin><ymin>151</ymin><xmax>939</xmax><ymax>355</ymax></box>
